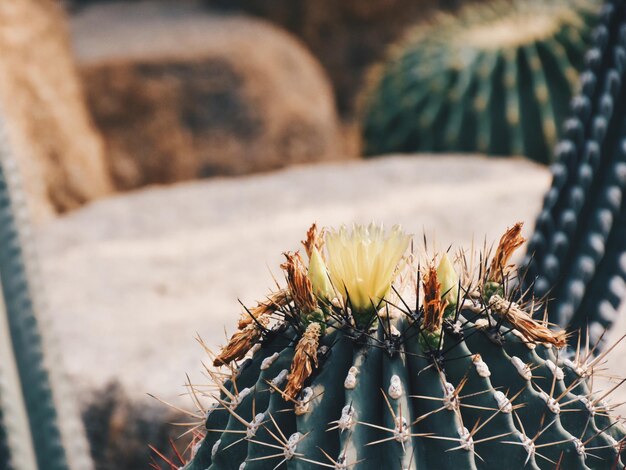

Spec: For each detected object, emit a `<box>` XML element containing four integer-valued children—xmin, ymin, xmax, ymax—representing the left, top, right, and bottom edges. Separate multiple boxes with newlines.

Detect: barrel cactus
<box><xmin>361</xmin><ymin>0</ymin><xmax>600</xmax><ymax>163</ymax></box>
<box><xmin>522</xmin><ymin>0</ymin><xmax>626</xmax><ymax>348</ymax></box>
<box><xmin>166</xmin><ymin>222</ymin><xmax>626</xmax><ymax>470</ymax></box>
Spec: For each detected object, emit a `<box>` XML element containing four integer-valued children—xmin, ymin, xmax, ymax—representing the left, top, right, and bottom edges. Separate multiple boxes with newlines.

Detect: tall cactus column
<box><xmin>0</xmin><ymin>113</ymin><xmax>93</xmax><ymax>470</ymax></box>
<box><xmin>522</xmin><ymin>0</ymin><xmax>626</xmax><ymax>347</ymax></box>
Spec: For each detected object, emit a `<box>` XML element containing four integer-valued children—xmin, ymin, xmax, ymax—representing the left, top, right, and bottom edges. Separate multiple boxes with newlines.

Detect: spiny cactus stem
<box><xmin>0</xmin><ymin>111</ymin><xmax>92</xmax><ymax>470</ymax></box>
<box><xmin>523</xmin><ymin>0</ymin><xmax>626</xmax><ymax>347</ymax></box>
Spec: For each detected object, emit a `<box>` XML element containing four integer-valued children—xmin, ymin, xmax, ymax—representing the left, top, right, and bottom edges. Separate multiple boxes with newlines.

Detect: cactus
<box><xmin>165</xmin><ymin>222</ymin><xmax>626</xmax><ymax>470</ymax></box>
<box><xmin>521</xmin><ymin>0</ymin><xmax>626</xmax><ymax>348</ymax></box>
<box><xmin>0</xmin><ymin>112</ymin><xmax>93</xmax><ymax>470</ymax></box>
<box><xmin>361</xmin><ymin>0</ymin><xmax>600</xmax><ymax>164</ymax></box>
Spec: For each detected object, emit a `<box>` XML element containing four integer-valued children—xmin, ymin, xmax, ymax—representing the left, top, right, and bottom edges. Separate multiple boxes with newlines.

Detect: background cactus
<box><xmin>521</xmin><ymin>0</ymin><xmax>626</xmax><ymax>348</ymax></box>
<box><xmin>0</xmin><ymin>112</ymin><xmax>93</xmax><ymax>470</ymax></box>
<box><xmin>361</xmin><ymin>0</ymin><xmax>600</xmax><ymax>164</ymax></box>
<box><xmin>169</xmin><ymin>223</ymin><xmax>626</xmax><ymax>470</ymax></box>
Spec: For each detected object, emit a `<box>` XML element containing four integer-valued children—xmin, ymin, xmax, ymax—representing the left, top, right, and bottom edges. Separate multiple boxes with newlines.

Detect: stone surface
<box><xmin>67</xmin><ymin>0</ymin><xmax>481</xmax><ymax>117</ymax></box>
<box><xmin>35</xmin><ymin>155</ymin><xmax>554</xmax><ymax>406</ymax></box>
<box><xmin>203</xmin><ymin>0</ymin><xmax>473</xmax><ymax>116</ymax></box>
<box><xmin>0</xmin><ymin>0</ymin><xmax>112</xmax><ymax>221</ymax></box>
<box><xmin>72</xmin><ymin>1</ymin><xmax>343</xmax><ymax>190</ymax></box>
<box><xmin>81</xmin><ymin>382</ymin><xmax>186</xmax><ymax>470</ymax></box>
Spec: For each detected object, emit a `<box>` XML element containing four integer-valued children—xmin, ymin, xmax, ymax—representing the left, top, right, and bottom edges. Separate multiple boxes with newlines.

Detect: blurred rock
<box><xmin>82</xmin><ymin>382</ymin><xmax>191</xmax><ymax>470</ymax></box>
<box><xmin>71</xmin><ymin>2</ymin><xmax>343</xmax><ymax>190</ymax></box>
<box><xmin>203</xmin><ymin>0</ymin><xmax>475</xmax><ymax>116</ymax></box>
<box><xmin>0</xmin><ymin>0</ymin><xmax>112</xmax><ymax>221</ymax></box>
<box><xmin>66</xmin><ymin>0</ymin><xmax>477</xmax><ymax>117</ymax></box>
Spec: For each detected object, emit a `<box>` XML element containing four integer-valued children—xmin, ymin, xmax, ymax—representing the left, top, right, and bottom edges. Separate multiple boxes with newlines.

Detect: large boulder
<box><xmin>72</xmin><ymin>2</ymin><xmax>343</xmax><ymax>190</ymax></box>
<box><xmin>0</xmin><ymin>0</ymin><xmax>112</xmax><ymax>221</ymax></box>
<box><xmin>68</xmin><ymin>0</ymin><xmax>474</xmax><ymax>117</ymax></box>
<box><xmin>81</xmin><ymin>382</ymin><xmax>188</xmax><ymax>470</ymax></box>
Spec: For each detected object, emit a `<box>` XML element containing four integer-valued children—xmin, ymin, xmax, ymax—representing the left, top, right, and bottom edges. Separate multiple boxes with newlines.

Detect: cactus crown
<box><xmin>360</xmin><ymin>0</ymin><xmax>600</xmax><ymax>163</ymax></box>
<box><xmin>161</xmin><ymin>222</ymin><xmax>626</xmax><ymax>470</ymax></box>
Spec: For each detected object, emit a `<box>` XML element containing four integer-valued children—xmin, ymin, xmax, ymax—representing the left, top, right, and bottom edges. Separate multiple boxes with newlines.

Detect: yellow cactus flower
<box><xmin>437</xmin><ymin>253</ymin><xmax>460</xmax><ymax>306</ymax></box>
<box><xmin>307</xmin><ymin>246</ymin><xmax>335</xmax><ymax>300</ymax></box>
<box><xmin>325</xmin><ymin>223</ymin><xmax>411</xmax><ymax>325</ymax></box>
<box><xmin>302</xmin><ymin>223</ymin><xmax>334</xmax><ymax>301</ymax></box>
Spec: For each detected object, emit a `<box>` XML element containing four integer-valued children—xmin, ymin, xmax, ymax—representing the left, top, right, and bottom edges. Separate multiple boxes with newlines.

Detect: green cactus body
<box><xmin>361</xmin><ymin>0</ymin><xmax>600</xmax><ymax>164</ymax></box>
<box><xmin>172</xmin><ymin>223</ymin><xmax>626</xmax><ymax>470</ymax></box>
<box><xmin>522</xmin><ymin>0</ymin><xmax>626</xmax><ymax>347</ymax></box>
<box><xmin>0</xmin><ymin>113</ymin><xmax>93</xmax><ymax>470</ymax></box>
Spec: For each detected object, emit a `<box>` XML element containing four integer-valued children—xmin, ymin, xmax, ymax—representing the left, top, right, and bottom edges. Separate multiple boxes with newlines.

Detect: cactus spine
<box><xmin>522</xmin><ymin>0</ymin><xmax>626</xmax><ymax>347</ymax></box>
<box><xmin>167</xmin><ymin>223</ymin><xmax>626</xmax><ymax>470</ymax></box>
<box><xmin>361</xmin><ymin>0</ymin><xmax>600</xmax><ymax>164</ymax></box>
<box><xmin>0</xmin><ymin>113</ymin><xmax>93</xmax><ymax>470</ymax></box>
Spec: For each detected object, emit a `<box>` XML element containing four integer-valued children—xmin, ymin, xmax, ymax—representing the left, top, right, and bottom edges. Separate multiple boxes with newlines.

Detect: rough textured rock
<box><xmin>72</xmin><ymin>2</ymin><xmax>342</xmax><ymax>190</ymax></box>
<box><xmin>67</xmin><ymin>0</ymin><xmax>484</xmax><ymax>117</ymax></box>
<box><xmin>202</xmin><ymin>0</ymin><xmax>479</xmax><ymax>116</ymax></box>
<box><xmin>0</xmin><ymin>0</ymin><xmax>112</xmax><ymax>221</ymax></box>
<box><xmin>81</xmin><ymin>382</ymin><xmax>189</xmax><ymax>470</ymax></box>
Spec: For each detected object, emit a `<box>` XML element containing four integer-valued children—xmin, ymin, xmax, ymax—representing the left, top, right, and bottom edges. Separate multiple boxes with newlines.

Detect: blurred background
<box><xmin>2</xmin><ymin>0</ymin><xmax>621</xmax><ymax>468</ymax></box>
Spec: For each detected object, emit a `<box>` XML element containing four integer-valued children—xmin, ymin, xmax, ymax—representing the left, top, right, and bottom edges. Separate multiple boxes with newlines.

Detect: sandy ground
<box><xmin>34</xmin><ymin>154</ymin><xmax>612</xmax><ymax>409</ymax></box>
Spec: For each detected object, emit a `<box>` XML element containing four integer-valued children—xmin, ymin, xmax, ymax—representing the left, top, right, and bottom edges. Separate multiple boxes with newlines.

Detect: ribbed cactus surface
<box><xmin>522</xmin><ymin>0</ymin><xmax>626</xmax><ymax>347</ymax></box>
<box><xmin>361</xmin><ymin>0</ymin><xmax>600</xmax><ymax>163</ymax></box>
<box><xmin>170</xmin><ymin>223</ymin><xmax>626</xmax><ymax>470</ymax></box>
<box><xmin>0</xmin><ymin>113</ymin><xmax>93</xmax><ymax>470</ymax></box>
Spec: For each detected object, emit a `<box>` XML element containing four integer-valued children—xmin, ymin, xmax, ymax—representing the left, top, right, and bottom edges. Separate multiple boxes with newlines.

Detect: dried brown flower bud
<box><xmin>281</xmin><ymin>252</ymin><xmax>318</xmax><ymax>313</ymax></box>
<box><xmin>423</xmin><ymin>265</ymin><xmax>447</xmax><ymax>333</ymax></box>
<box><xmin>284</xmin><ymin>322</ymin><xmax>321</xmax><ymax>399</ymax></box>
<box><xmin>488</xmin><ymin>222</ymin><xmax>526</xmax><ymax>283</ymax></box>
<box><xmin>214</xmin><ymin>315</ymin><xmax>270</xmax><ymax>366</ymax></box>
<box><xmin>237</xmin><ymin>289</ymin><xmax>290</xmax><ymax>329</ymax></box>
<box><xmin>301</xmin><ymin>223</ymin><xmax>325</xmax><ymax>259</ymax></box>
<box><xmin>489</xmin><ymin>294</ymin><xmax>567</xmax><ymax>348</ymax></box>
